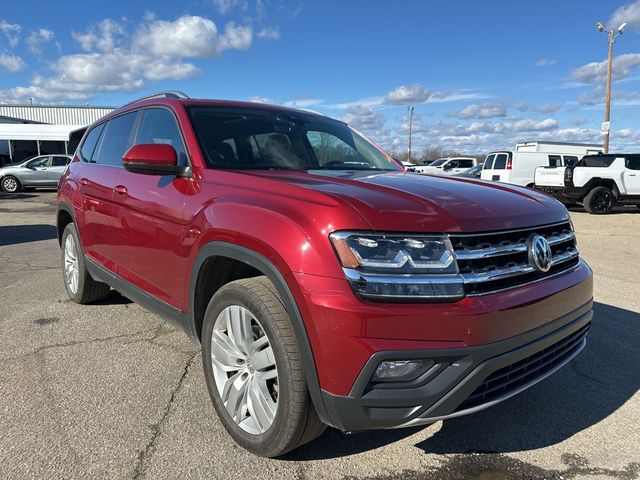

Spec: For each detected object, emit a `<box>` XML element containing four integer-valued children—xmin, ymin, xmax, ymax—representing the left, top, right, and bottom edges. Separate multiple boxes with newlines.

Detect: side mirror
<box><xmin>122</xmin><ymin>144</ymin><xmax>191</xmax><ymax>177</ymax></box>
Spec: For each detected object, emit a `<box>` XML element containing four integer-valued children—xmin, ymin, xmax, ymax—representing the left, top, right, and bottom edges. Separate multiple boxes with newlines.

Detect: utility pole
<box><xmin>596</xmin><ymin>21</ymin><xmax>627</xmax><ymax>153</ymax></box>
<box><xmin>407</xmin><ymin>106</ymin><xmax>414</xmax><ymax>162</ymax></box>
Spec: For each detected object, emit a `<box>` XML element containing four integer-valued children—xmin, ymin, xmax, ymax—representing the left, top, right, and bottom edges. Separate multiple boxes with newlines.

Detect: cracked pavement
<box><xmin>0</xmin><ymin>191</ymin><xmax>638</xmax><ymax>480</ymax></box>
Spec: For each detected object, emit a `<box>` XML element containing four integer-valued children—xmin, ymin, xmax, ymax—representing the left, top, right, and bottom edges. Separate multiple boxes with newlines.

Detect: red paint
<box><xmin>123</xmin><ymin>143</ymin><xmax>178</xmax><ymax>166</ymax></box>
<box><xmin>58</xmin><ymin>97</ymin><xmax>593</xmax><ymax>397</ymax></box>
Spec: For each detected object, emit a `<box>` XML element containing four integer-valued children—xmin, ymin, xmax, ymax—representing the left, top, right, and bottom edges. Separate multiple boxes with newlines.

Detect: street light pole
<box><xmin>596</xmin><ymin>21</ymin><xmax>627</xmax><ymax>154</ymax></box>
<box><xmin>603</xmin><ymin>29</ymin><xmax>614</xmax><ymax>153</ymax></box>
<box><xmin>407</xmin><ymin>106</ymin><xmax>414</xmax><ymax>162</ymax></box>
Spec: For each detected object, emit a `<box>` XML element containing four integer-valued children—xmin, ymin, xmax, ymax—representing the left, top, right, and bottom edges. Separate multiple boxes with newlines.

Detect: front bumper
<box><xmin>320</xmin><ymin>300</ymin><xmax>592</xmax><ymax>432</ymax></box>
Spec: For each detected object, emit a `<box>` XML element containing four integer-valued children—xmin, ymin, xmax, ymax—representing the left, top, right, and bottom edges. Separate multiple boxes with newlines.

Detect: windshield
<box><xmin>187</xmin><ymin>106</ymin><xmax>401</xmax><ymax>172</ymax></box>
<box><xmin>428</xmin><ymin>159</ymin><xmax>447</xmax><ymax>167</ymax></box>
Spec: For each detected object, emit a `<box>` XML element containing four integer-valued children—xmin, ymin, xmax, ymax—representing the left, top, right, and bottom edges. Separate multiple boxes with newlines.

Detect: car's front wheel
<box><xmin>61</xmin><ymin>223</ymin><xmax>111</xmax><ymax>303</ymax></box>
<box><xmin>201</xmin><ymin>276</ymin><xmax>325</xmax><ymax>457</ymax></box>
<box><xmin>1</xmin><ymin>176</ymin><xmax>21</xmax><ymax>193</ymax></box>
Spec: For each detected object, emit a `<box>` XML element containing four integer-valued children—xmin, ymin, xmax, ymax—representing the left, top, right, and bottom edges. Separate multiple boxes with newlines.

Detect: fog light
<box><xmin>372</xmin><ymin>359</ymin><xmax>434</xmax><ymax>382</ymax></box>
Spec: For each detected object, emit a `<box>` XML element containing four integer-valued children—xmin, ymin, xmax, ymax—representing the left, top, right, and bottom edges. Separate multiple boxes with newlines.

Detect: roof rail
<box><xmin>120</xmin><ymin>91</ymin><xmax>190</xmax><ymax>108</ymax></box>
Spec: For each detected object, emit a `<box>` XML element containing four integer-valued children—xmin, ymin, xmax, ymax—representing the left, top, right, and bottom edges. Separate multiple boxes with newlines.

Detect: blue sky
<box><xmin>1</xmin><ymin>0</ymin><xmax>640</xmax><ymax>153</ymax></box>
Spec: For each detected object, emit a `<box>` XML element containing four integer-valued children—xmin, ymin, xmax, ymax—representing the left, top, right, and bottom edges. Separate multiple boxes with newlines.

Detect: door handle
<box><xmin>79</xmin><ymin>178</ymin><xmax>89</xmax><ymax>186</ymax></box>
<box><xmin>114</xmin><ymin>185</ymin><xmax>128</xmax><ymax>195</ymax></box>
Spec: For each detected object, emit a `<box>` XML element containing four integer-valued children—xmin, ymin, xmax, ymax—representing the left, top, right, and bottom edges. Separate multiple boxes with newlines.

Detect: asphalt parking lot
<box><xmin>0</xmin><ymin>190</ymin><xmax>638</xmax><ymax>480</ymax></box>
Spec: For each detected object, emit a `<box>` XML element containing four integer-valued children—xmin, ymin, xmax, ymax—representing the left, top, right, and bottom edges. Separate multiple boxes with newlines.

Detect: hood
<box><xmin>246</xmin><ymin>170</ymin><xmax>568</xmax><ymax>233</ymax></box>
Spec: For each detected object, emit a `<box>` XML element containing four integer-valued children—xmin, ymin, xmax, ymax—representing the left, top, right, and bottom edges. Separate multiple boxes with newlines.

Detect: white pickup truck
<box><xmin>413</xmin><ymin>157</ymin><xmax>478</xmax><ymax>175</ymax></box>
<box><xmin>534</xmin><ymin>154</ymin><xmax>640</xmax><ymax>214</ymax></box>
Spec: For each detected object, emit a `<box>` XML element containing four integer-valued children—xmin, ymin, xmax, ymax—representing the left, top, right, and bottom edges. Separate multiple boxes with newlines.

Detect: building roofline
<box><xmin>0</xmin><ymin>103</ymin><xmax>116</xmax><ymax>109</ymax></box>
<box><xmin>517</xmin><ymin>141</ymin><xmax>603</xmax><ymax>147</ymax></box>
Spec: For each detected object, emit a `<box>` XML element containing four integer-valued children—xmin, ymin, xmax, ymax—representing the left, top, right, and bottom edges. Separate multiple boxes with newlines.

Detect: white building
<box><xmin>0</xmin><ymin>104</ymin><xmax>114</xmax><ymax>166</ymax></box>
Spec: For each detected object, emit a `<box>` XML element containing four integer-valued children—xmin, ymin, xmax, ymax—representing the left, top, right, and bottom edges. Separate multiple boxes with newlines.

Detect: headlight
<box><xmin>329</xmin><ymin>232</ymin><xmax>464</xmax><ymax>301</ymax></box>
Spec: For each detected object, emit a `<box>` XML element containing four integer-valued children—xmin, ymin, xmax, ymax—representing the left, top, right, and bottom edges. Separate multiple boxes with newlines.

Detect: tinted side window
<box><xmin>135</xmin><ymin>108</ymin><xmax>188</xmax><ymax>166</ymax></box>
<box><xmin>79</xmin><ymin>124</ymin><xmax>105</xmax><ymax>163</ymax></box>
<box><xmin>460</xmin><ymin>159</ymin><xmax>474</xmax><ymax>168</ymax></box>
<box><xmin>563</xmin><ymin>156</ymin><xmax>578</xmax><ymax>167</ymax></box>
<box><xmin>484</xmin><ymin>154</ymin><xmax>495</xmax><ymax>169</ymax></box>
<box><xmin>548</xmin><ymin>155</ymin><xmax>562</xmax><ymax>167</ymax></box>
<box><xmin>493</xmin><ymin>153</ymin><xmax>508</xmax><ymax>169</ymax></box>
<box><xmin>94</xmin><ymin>112</ymin><xmax>137</xmax><ymax>167</ymax></box>
<box><xmin>577</xmin><ymin>155</ymin><xmax>616</xmax><ymax>167</ymax></box>
<box><xmin>51</xmin><ymin>156</ymin><xmax>69</xmax><ymax>167</ymax></box>
<box><xmin>626</xmin><ymin>156</ymin><xmax>640</xmax><ymax>170</ymax></box>
<box><xmin>27</xmin><ymin>156</ymin><xmax>49</xmax><ymax>168</ymax></box>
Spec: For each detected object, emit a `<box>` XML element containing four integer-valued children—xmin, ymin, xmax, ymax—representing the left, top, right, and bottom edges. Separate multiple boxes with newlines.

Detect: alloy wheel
<box><xmin>64</xmin><ymin>234</ymin><xmax>80</xmax><ymax>294</ymax></box>
<box><xmin>594</xmin><ymin>190</ymin><xmax>613</xmax><ymax>212</ymax></box>
<box><xmin>2</xmin><ymin>177</ymin><xmax>18</xmax><ymax>193</ymax></box>
<box><xmin>210</xmin><ymin>305</ymin><xmax>279</xmax><ymax>434</ymax></box>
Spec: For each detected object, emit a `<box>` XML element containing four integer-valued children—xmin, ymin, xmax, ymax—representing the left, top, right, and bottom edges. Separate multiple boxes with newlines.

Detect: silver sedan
<box><xmin>0</xmin><ymin>155</ymin><xmax>72</xmax><ymax>193</ymax></box>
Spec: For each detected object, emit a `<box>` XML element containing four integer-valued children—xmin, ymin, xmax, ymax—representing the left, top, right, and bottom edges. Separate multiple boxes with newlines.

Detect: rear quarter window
<box><xmin>577</xmin><ymin>155</ymin><xmax>616</xmax><ymax>168</ymax></box>
<box><xmin>79</xmin><ymin>123</ymin><xmax>105</xmax><ymax>163</ymax></box>
<box><xmin>94</xmin><ymin>112</ymin><xmax>138</xmax><ymax>167</ymax></box>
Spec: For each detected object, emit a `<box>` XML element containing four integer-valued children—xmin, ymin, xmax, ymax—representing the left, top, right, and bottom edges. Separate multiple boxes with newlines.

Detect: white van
<box><xmin>480</xmin><ymin>151</ymin><xmax>581</xmax><ymax>187</ymax></box>
<box><xmin>413</xmin><ymin>157</ymin><xmax>478</xmax><ymax>175</ymax></box>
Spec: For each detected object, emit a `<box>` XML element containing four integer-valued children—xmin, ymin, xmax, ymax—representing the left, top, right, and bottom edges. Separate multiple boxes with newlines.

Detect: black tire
<box><xmin>583</xmin><ymin>186</ymin><xmax>615</xmax><ymax>214</ymax></box>
<box><xmin>1</xmin><ymin>176</ymin><xmax>21</xmax><ymax>193</ymax></box>
<box><xmin>201</xmin><ymin>276</ymin><xmax>325</xmax><ymax>457</ymax></box>
<box><xmin>61</xmin><ymin>223</ymin><xmax>111</xmax><ymax>304</ymax></box>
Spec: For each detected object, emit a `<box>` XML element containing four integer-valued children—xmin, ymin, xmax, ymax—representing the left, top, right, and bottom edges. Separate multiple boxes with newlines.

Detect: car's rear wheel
<box><xmin>61</xmin><ymin>223</ymin><xmax>111</xmax><ymax>303</ymax></box>
<box><xmin>201</xmin><ymin>276</ymin><xmax>325</xmax><ymax>457</ymax></box>
<box><xmin>583</xmin><ymin>186</ymin><xmax>615</xmax><ymax>214</ymax></box>
<box><xmin>1</xmin><ymin>176</ymin><xmax>21</xmax><ymax>193</ymax></box>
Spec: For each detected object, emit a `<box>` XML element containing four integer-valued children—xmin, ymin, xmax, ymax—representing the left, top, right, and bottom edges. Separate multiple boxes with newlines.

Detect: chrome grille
<box><xmin>450</xmin><ymin>221</ymin><xmax>579</xmax><ymax>295</ymax></box>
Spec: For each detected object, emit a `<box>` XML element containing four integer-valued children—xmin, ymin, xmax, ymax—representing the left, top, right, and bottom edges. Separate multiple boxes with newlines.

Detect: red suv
<box><xmin>57</xmin><ymin>92</ymin><xmax>593</xmax><ymax>457</ymax></box>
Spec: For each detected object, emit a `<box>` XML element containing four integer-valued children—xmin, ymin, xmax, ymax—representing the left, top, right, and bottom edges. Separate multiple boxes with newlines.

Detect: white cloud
<box><xmin>247</xmin><ymin>95</ymin><xmax>278</xmax><ymax>104</ymax></box>
<box><xmin>72</xmin><ymin>19</ymin><xmax>125</xmax><ymax>52</ymax></box>
<box><xmin>26</xmin><ymin>28</ymin><xmax>56</xmax><ymax>56</ymax></box>
<box><xmin>0</xmin><ymin>20</ymin><xmax>21</xmax><ymax>48</ymax></box>
<box><xmin>534</xmin><ymin>103</ymin><xmax>561</xmax><ymax>114</ymax></box>
<box><xmin>535</xmin><ymin>58</ymin><xmax>556</xmax><ymax>67</ymax></box>
<box><xmin>571</xmin><ymin>53</ymin><xmax>640</xmax><ymax>84</ymax></box>
<box><xmin>0</xmin><ymin>54</ymin><xmax>25</xmax><ymax>73</ymax></box>
<box><xmin>134</xmin><ymin>16</ymin><xmax>252</xmax><ymax>57</ymax></box>
<box><xmin>386</xmin><ymin>84</ymin><xmax>431</xmax><ymax>105</ymax></box>
<box><xmin>212</xmin><ymin>0</ymin><xmax>248</xmax><ymax>14</ymax></box>
<box><xmin>0</xmin><ymin>14</ymin><xmax>254</xmax><ymax>103</ymax></box>
<box><xmin>609</xmin><ymin>0</ymin><xmax>640</xmax><ymax>31</ymax></box>
<box><xmin>257</xmin><ymin>26</ymin><xmax>280</xmax><ymax>40</ymax></box>
<box><xmin>282</xmin><ymin>98</ymin><xmax>323</xmax><ymax>108</ymax></box>
<box><xmin>342</xmin><ymin>105</ymin><xmax>386</xmax><ymax>134</ymax></box>
<box><xmin>451</xmin><ymin>102</ymin><xmax>507</xmax><ymax>119</ymax></box>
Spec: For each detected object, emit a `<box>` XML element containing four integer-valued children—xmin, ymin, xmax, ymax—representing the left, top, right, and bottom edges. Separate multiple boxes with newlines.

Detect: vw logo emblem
<box><xmin>527</xmin><ymin>234</ymin><xmax>552</xmax><ymax>273</ymax></box>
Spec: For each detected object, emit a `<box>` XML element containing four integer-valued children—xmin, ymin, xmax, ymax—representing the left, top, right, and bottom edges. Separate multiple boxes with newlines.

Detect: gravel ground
<box><xmin>0</xmin><ymin>190</ymin><xmax>638</xmax><ymax>480</ymax></box>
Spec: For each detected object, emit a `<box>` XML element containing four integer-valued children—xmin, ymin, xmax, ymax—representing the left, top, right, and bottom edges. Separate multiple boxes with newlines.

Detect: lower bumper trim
<box><xmin>390</xmin><ymin>336</ymin><xmax>586</xmax><ymax>429</ymax></box>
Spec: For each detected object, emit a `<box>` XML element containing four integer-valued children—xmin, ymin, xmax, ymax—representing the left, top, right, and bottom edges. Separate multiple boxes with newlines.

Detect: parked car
<box><xmin>57</xmin><ymin>92</ymin><xmax>593</xmax><ymax>457</ymax></box>
<box><xmin>480</xmin><ymin>151</ymin><xmax>581</xmax><ymax>187</ymax></box>
<box><xmin>454</xmin><ymin>164</ymin><xmax>483</xmax><ymax>179</ymax></box>
<box><xmin>413</xmin><ymin>157</ymin><xmax>477</xmax><ymax>175</ymax></box>
<box><xmin>401</xmin><ymin>161</ymin><xmax>415</xmax><ymax>171</ymax></box>
<box><xmin>0</xmin><ymin>154</ymin><xmax>72</xmax><ymax>192</ymax></box>
<box><xmin>534</xmin><ymin>153</ymin><xmax>640</xmax><ymax>213</ymax></box>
